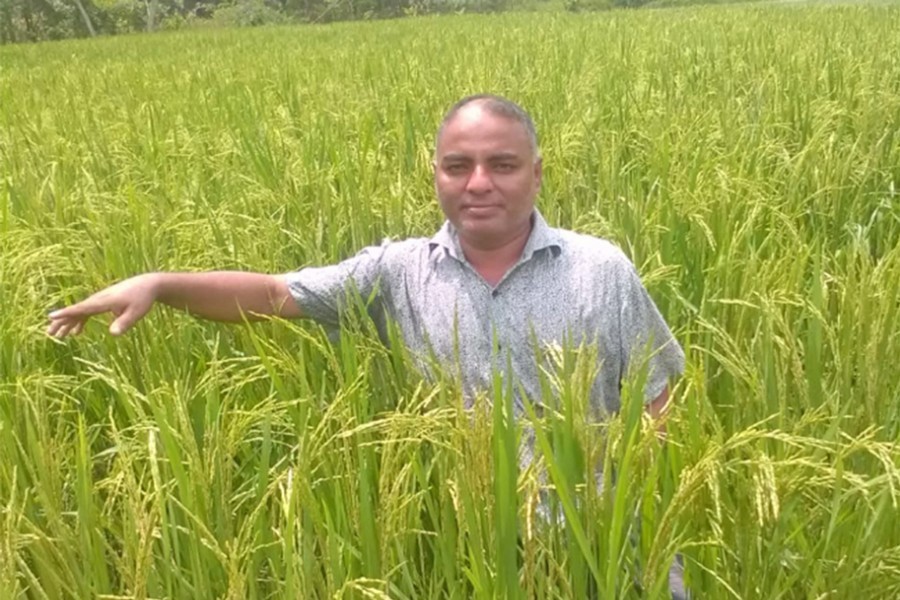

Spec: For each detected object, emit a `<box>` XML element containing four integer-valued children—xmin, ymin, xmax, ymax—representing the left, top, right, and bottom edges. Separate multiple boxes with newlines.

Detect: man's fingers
<box><xmin>46</xmin><ymin>319</ymin><xmax>61</xmax><ymax>336</ymax></box>
<box><xmin>51</xmin><ymin>321</ymin><xmax>76</xmax><ymax>339</ymax></box>
<box><xmin>49</xmin><ymin>293</ymin><xmax>113</xmax><ymax>320</ymax></box>
<box><xmin>48</xmin><ymin>290</ymin><xmax>119</xmax><ymax>337</ymax></box>
<box><xmin>58</xmin><ymin>323</ymin><xmax>76</xmax><ymax>338</ymax></box>
<box><xmin>109</xmin><ymin>305</ymin><xmax>146</xmax><ymax>336</ymax></box>
<box><xmin>47</xmin><ymin>317</ymin><xmax>76</xmax><ymax>337</ymax></box>
<box><xmin>48</xmin><ymin>278</ymin><xmax>154</xmax><ymax>338</ymax></box>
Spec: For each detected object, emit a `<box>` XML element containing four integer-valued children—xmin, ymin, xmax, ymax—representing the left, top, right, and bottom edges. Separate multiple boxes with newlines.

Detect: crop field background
<box><xmin>2</xmin><ymin>5</ymin><xmax>900</xmax><ymax>598</ymax></box>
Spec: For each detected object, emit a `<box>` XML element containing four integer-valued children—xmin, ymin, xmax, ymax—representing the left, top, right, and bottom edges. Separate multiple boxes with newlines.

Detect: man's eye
<box><xmin>495</xmin><ymin>163</ymin><xmax>515</xmax><ymax>172</ymax></box>
<box><xmin>446</xmin><ymin>164</ymin><xmax>468</xmax><ymax>174</ymax></box>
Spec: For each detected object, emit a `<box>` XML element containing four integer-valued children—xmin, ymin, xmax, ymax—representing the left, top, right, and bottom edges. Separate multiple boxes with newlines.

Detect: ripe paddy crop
<box><xmin>1</xmin><ymin>5</ymin><xmax>899</xmax><ymax>598</ymax></box>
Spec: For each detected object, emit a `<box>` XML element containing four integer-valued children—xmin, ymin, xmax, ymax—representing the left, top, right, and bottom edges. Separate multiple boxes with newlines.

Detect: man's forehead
<box><xmin>447</xmin><ymin>102</ymin><xmax>492</xmax><ymax>125</ymax></box>
<box><xmin>437</xmin><ymin>104</ymin><xmax>534</xmax><ymax>155</ymax></box>
<box><xmin>444</xmin><ymin>103</ymin><xmax>523</xmax><ymax>133</ymax></box>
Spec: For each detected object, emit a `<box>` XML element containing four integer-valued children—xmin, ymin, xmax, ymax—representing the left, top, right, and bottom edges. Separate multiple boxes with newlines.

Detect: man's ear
<box><xmin>534</xmin><ymin>157</ymin><xmax>543</xmax><ymax>188</ymax></box>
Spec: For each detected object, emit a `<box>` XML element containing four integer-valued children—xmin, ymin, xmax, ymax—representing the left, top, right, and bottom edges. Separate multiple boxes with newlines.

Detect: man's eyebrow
<box><xmin>440</xmin><ymin>153</ymin><xmax>472</xmax><ymax>162</ymax></box>
<box><xmin>488</xmin><ymin>152</ymin><xmax>522</xmax><ymax>162</ymax></box>
<box><xmin>440</xmin><ymin>151</ymin><xmax>523</xmax><ymax>162</ymax></box>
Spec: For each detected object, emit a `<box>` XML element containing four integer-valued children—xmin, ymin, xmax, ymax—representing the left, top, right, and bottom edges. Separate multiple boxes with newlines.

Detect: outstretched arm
<box><xmin>47</xmin><ymin>271</ymin><xmax>299</xmax><ymax>338</ymax></box>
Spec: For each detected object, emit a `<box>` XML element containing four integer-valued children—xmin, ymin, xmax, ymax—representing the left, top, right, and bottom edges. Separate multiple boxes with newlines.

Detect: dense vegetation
<box><xmin>2</xmin><ymin>5</ymin><xmax>900</xmax><ymax>598</ymax></box>
<box><xmin>0</xmin><ymin>0</ymin><xmax>734</xmax><ymax>45</ymax></box>
<box><xmin>1</xmin><ymin>0</ymin><xmax>537</xmax><ymax>44</ymax></box>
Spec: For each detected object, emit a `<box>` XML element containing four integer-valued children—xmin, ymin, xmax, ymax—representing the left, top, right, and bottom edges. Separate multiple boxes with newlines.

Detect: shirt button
<box><xmin>492</xmin><ymin>290</ymin><xmax>499</xmax><ymax>298</ymax></box>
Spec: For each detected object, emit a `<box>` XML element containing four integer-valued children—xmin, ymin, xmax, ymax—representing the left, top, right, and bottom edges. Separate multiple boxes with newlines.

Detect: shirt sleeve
<box><xmin>284</xmin><ymin>243</ymin><xmax>390</xmax><ymax>327</ymax></box>
<box><xmin>615</xmin><ymin>257</ymin><xmax>685</xmax><ymax>402</ymax></box>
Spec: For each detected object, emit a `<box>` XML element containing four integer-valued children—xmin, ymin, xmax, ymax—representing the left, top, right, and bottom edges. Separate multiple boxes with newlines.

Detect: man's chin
<box><xmin>458</xmin><ymin>218</ymin><xmax>502</xmax><ymax>239</ymax></box>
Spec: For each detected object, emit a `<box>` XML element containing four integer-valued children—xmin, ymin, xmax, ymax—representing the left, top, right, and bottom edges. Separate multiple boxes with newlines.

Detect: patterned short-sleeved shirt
<box><xmin>285</xmin><ymin>210</ymin><xmax>684</xmax><ymax>417</ymax></box>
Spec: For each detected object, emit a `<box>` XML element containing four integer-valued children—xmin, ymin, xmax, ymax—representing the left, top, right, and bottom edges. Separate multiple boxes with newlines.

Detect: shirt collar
<box><xmin>428</xmin><ymin>209</ymin><xmax>562</xmax><ymax>263</ymax></box>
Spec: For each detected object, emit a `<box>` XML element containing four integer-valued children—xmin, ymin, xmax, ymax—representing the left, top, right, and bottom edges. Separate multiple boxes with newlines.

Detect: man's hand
<box><xmin>48</xmin><ymin>274</ymin><xmax>160</xmax><ymax>338</ymax></box>
<box><xmin>647</xmin><ymin>386</ymin><xmax>671</xmax><ymax>438</ymax></box>
<box><xmin>47</xmin><ymin>271</ymin><xmax>299</xmax><ymax>338</ymax></box>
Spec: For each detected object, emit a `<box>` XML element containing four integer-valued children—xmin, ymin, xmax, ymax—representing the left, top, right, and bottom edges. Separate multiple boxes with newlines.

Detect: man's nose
<box><xmin>465</xmin><ymin>164</ymin><xmax>493</xmax><ymax>194</ymax></box>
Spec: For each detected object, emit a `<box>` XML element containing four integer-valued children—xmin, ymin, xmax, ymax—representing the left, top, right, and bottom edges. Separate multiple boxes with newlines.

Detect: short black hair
<box><xmin>436</xmin><ymin>94</ymin><xmax>539</xmax><ymax>157</ymax></box>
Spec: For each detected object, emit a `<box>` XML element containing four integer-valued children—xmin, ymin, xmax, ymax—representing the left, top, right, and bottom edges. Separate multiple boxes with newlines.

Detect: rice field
<box><xmin>2</xmin><ymin>4</ymin><xmax>900</xmax><ymax>598</ymax></box>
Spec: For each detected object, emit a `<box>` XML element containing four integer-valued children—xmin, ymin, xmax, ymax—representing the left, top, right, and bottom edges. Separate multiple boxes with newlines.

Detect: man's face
<box><xmin>434</xmin><ymin>105</ymin><xmax>542</xmax><ymax>248</ymax></box>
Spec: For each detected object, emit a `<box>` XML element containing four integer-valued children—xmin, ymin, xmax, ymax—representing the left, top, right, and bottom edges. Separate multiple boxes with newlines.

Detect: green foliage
<box><xmin>0</xmin><ymin>0</ymin><xmax>190</xmax><ymax>43</ymax></box>
<box><xmin>644</xmin><ymin>0</ymin><xmax>759</xmax><ymax>8</ymax></box>
<box><xmin>0</xmin><ymin>0</ymin><xmax>81</xmax><ymax>42</ymax></box>
<box><xmin>91</xmin><ymin>0</ymin><xmax>152</xmax><ymax>34</ymax></box>
<box><xmin>0</xmin><ymin>0</ymin><xmax>522</xmax><ymax>43</ymax></box>
<box><xmin>210</xmin><ymin>0</ymin><xmax>287</xmax><ymax>26</ymax></box>
<box><xmin>564</xmin><ymin>0</ymin><xmax>612</xmax><ymax>13</ymax></box>
<box><xmin>2</xmin><ymin>6</ymin><xmax>900</xmax><ymax>597</ymax></box>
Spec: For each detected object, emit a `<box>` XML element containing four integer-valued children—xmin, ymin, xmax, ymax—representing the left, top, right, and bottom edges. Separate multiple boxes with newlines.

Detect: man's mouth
<box><xmin>462</xmin><ymin>203</ymin><xmax>501</xmax><ymax>214</ymax></box>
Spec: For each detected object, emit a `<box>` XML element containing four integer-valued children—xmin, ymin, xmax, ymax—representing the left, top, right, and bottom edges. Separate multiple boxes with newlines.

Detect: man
<box><xmin>47</xmin><ymin>94</ymin><xmax>682</xmax><ymax>418</ymax></box>
<box><xmin>47</xmin><ymin>94</ymin><xmax>687</xmax><ymax>594</ymax></box>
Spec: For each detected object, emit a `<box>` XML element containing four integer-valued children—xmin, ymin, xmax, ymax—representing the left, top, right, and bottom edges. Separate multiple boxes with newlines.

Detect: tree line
<box><xmin>1</xmin><ymin>0</ymin><xmax>675</xmax><ymax>44</ymax></box>
<box><xmin>0</xmin><ymin>0</ymin><xmax>548</xmax><ymax>44</ymax></box>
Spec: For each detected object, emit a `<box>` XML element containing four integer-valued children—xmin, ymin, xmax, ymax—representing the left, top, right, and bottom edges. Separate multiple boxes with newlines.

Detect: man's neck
<box><xmin>458</xmin><ymin>220</ymin><xmax>533</xmax><ymax>287</ymax></box>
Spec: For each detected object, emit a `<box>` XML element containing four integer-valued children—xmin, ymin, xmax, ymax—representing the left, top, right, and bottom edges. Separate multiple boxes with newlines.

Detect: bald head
<box><xmin>436</xmin><ymin>94</ymin><xmax>539</xmax><ymax>159</ymax></box>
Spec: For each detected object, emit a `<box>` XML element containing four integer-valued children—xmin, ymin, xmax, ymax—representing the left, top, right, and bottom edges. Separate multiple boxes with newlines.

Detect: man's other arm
<box><xmin>647</xmin><ymin>386</ymin><xmax>671</xmax><ymax>436</ymax></box>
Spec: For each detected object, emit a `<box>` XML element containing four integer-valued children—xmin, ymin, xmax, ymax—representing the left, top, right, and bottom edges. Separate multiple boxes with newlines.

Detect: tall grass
<box><xmin>2</xmin><ymin>5</ymin><xmax>900</xmax><ymax>597</ymax></box>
